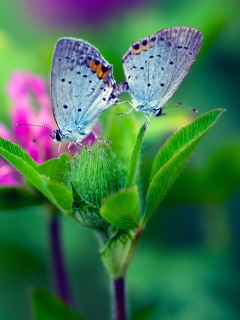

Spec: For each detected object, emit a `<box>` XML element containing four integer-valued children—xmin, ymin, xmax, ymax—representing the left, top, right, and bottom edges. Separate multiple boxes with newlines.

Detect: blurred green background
<box><xmin>0</xmin><ymin>0</ymin><xmax>240</xmax><ymax>319</ymax></box>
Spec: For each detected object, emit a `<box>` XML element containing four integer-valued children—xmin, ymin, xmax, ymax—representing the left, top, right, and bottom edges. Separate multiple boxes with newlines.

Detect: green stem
<box><xmin>122</xmin><ymin>228</ymin><xmax>143</xmax><ymax>273</ymax></box>
<box><xmin>112</xmin><ymin>228</ymin><xmax>143</xmax><ymax>319</ymax></box>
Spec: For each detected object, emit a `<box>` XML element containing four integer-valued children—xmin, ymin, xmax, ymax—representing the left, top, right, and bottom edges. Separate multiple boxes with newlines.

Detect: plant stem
<box><xmin>49</xmin><ymin>213</ymin><xmax>73</xmax><ymax>305</ymax></box>
<box><xmin>111</xmin><ymin>229</ymin><xmax>143</xmax><ymax>320</ymax></box>
<box><xmin>112</xmin><ymin>276</ymin><xmax>127</xmax><ymax>320</ymax></box>
<box><xmin>122</xmin><ymin>228</ymin><xmax>143</xmax><ymax>274</ymax></box>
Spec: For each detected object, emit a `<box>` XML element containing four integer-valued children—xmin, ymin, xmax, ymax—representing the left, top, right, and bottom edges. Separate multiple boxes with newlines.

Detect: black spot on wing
<box><xmin>133</xmin><ymin>43</ymin><xmax>140</xmax><ymax>50</ymax></box>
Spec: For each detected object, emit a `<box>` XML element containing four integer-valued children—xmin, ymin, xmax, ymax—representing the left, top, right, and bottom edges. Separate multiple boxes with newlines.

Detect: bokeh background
<box><xmin>0</xmin><ymin>0</ymin><xmax>240</xmax><ymax>319</ymax></box>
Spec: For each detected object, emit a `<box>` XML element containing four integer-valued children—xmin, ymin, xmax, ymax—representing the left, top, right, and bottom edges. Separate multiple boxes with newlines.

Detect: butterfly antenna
<box><xmin>162</xmin><ymin>104</ymin><xmax>198</xmax><ymax>113</ymax></box>
<box><xmin>16</xmin><ymin>123</ymin><xmax>55</xmax><ymax>130</ymax></box>
<box><xmin>16</xmin><ymin>123</ymin><xmax>55</xmax><ymax>142</ymax></box>
<box><xmin>32</xmin><ymin>130</ymin><xmax>53</xmax><ymax>143</ymax></box>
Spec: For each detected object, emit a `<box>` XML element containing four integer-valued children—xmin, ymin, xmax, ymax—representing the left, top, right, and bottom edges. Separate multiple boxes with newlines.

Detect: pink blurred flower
<box><xmin>0</xmin><ymin>159</ymin><xmax>20</xmax><ymax>185</ymax></box>
<box><xmin>0</xmin><ymin>71</ymin><xmax>60</xmax><ymax>185</ymax></box>
<box><xmin>0</xmin><ymin>70</ymin><xmax>100</xmax><ymax>186</ymax></box>
<box><xmin>7</xmin><ymin>71</ymin><xmax>60</xmax><ymax>163</ymax></box>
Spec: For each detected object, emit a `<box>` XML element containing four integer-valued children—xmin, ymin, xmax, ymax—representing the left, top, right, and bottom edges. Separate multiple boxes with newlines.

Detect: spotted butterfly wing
<box><xmin>51</xmin><ymin>37</ymin><xmax>117</xmax><ymax>143</ymax></box>
<box><xmin>118</xmin><ymin>27</ymin><xmax>203</xmax><ymax>116</ymax></box>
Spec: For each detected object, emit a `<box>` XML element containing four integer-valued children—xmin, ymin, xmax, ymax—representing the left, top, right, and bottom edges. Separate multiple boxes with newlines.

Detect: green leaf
<box><xmin>100</xmin><ymin>187</ymin><xmax>141</xmax><ymax>229</ymax></box>
<box><xmin>162</xmin><ymin>146</ymin><xmax>240</xmax><ymax>204</ymax></box>
<box><xmin>39</xmin><ymin>154</ymin><xmax>70</xmax><ymax>183</ymax></box>
<box><xmin>100</xmin><ymin>228</ymin><xmax>135</xmax><ymax>278</ymax></box>
<box><xmin>126</xmin><ymin>123</ymin><xmax>146</xmax><ymax>188</ymax></box>
<box><xmin>0</xmin><ymin>137</ymin><xmax>49</xmax><ymax>197</ymax></box>
<box><xmin>44</xmin><ymin>179</ymin><xmax>73</xmax><ymax>212</ymax></box>
<box><xmin>0</xmin><ymin>187</ymin><xmax>46</xmax><ymax>210</ymax></box>
<box><xmin>102</xmin><ymin>105</ymin><xmax>139</xmax><ymax>173</ymax></box>
<box><xmin>0</xmin><ymin>136</ymin><xmax>39</xmax><ymax>172</ymax></box>
<box><xmin>31</xmin><ymin>287</ymin><xmax>85</xmax><ymax>320</ymax></box>
<box><xmin>143</xmin><ymin>108</ymin><xmax>225</xmax><ymax>223</ymax></box>
<box><xmin>0</xmin><ymin>137</ymin><xmax>72</xmax><ymax>213</ymax></box>
<box><xmin>71</xmin><ymin>184</ymin><xmax>107</xmax><ymax>229</ymax></box>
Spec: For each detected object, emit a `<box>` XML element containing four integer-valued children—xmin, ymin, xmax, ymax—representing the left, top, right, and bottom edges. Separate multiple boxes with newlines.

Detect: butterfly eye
<box><xmin>55</xmin><ymin>131</ymin><xmax>62</xmax><ymax>142</ymax></box>
<box><xmin>154</xmin><ymin>109</ymin><xmax>163</xmax><ymax>117</ymax></box>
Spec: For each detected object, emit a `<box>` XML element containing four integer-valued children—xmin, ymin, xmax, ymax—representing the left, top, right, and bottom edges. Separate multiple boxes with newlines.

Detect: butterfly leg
<box><xmin>67</xmin><ymin>141</ymin><xmax>90</xmax><ymax>156</ymax></box>
<box><xmin>57</xmin><ymin>142</ymin><xmax>62</xmax><ymax>154</ymax></box>
<box><xmin>144</xmin><ymin>113</ymin><xmax>153</xmax><ymax>130</ymax></box>
<box><xmin>116</xmin><ymin>100</ymin><xmax>131</xmax><ymax>106</ymax></box>
<box><xmin>66</xmin><ymin>142</ymin><xmax>74</xmax><ymax>156</ymax></box>
<box><xmin>75</xmin><ymin>140</ymin><xmax>91</xmax><ymax>154</ymax></box>
<box><xmin>117</xmin><ymin>105</ymin><xmax>137</xmax><ymax>116</ymax></box>
<box><xmin>92</xmin><ymin>131</ymin><xmax>111</xmax><ymax>145</ymax></box>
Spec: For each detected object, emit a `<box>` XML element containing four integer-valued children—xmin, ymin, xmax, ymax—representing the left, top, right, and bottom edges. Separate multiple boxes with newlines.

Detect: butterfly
<box><xmin>49</xmin><ymin>37</ymin><xmax>119</xmax><ymax>149</ymax></box>
<box><xmin>113</xmin><ymin>27</ymin><xmax>203</xmax><ymax>124</ymax></box>
<box><xmin>17</xmin><ymin>38</ymin><xmax>118</xmax><ymax>151</ymax></box>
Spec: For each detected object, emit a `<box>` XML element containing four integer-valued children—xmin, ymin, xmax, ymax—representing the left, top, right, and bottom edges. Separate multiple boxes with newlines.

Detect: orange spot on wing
<box><xmin>142</xmin><ymin>44</ymin><xmax>148</xmax><ymax>51</ymax></box>
<box><xmin>102</xmin><ymin>69</ymin><xmax>109</xmax><ymax>78</ymax></box>
<box><xmin>87</xmin><ymin>60</ymin><xmax>93</xmax><ymax>67</ymax></box>
<box><xmin>91</xmin><ymin>61</ymin><xmax>97</xmax><ymax>72</ymax></box>
<box><xmin>92</xmin><ymin>60</ymin><xmax>103</xmax><ymax>74</ymax></box>
<box><xmin>96</xmin><ymin>63</ymin><xmax>102</xmax><ymax>73</ymax></box>
<box><xmin>97</xmin><ymin>70</ymin><xmax>104</xmax><ymax>78</ymax></box>
<box><xmin>97</xmin><ymin>65</ymin><xmax>110</xmax><ymax>80</ymax></box>
<box><xmin>133</xmin><ymin>48</ymin><xmax>141</xmax><ymax>54</ymax></box>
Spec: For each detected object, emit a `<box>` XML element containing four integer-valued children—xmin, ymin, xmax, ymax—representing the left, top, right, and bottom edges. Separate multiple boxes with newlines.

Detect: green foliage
<box><xmin>71</xmin><ymin>184</ymin><xmax>107</xmax><ymax>229</ymax></box>
<box><xmin>126</xmin><ymin>123</ymin><xmax>146</xmax><ymax>188</ymax></box>
<box><xmin>0</xmin><ymin>1</ymin><xmax>239</xmax><ymax>318</ymax></box>
<box><xmin>102</xmin><ymin>105</ymin><xmax>139</xmax><ymax>175</ymax></box>
<box><xmin>100</xmin><ymin>187</ymin><xmax>141</xmax><ymax>229</ymax></box>
<box><xmin>143</xmin><ymin>109</ymin><xmax>225</xmax><ymax>224</ymax></box>
<box><xmin>39</xmin><ymin>154</ymin><xmax>70</xmax><ymax>183</ymax></box>
<box><xmin>0</xmin><ymin>135</ymin><xmax>39</xmax><ymax>172</ymax></box>
<box><xmin>31</xmin><ymin>287</ymin><xmax>85</xmax><ymax>320</ymax></box>
<box><xmin>163</xmin><ymin>146</ymin><xmax>240</xmax><ymax>205</ymax></box>
<box><xmin>100</xmin><ymin>228</ymin><xmax>135</xmax><ymax>278</ymax></box>
<box><xmin>70</xmin><ymin>143</ymin><xmax>122</xmax><ymax>209</ymax></box>
<box><xmin>0</xmin><ymin>136</ymin><xmax>73</xmax><ymax>214</ymax></box>
<box><xmin>0</xmin><ymin>108</ymin><xmax>225</xmax><ymax>278</ymax></box>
